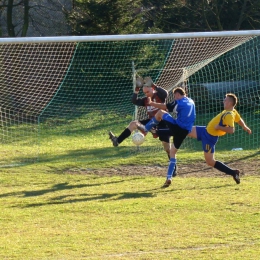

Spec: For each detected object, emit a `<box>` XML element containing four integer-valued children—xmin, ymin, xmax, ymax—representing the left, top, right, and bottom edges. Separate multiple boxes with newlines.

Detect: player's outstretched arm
<box><xmin>237</xmin><ymin>118</ymin><xmax>252</xmax><ymax>134</ymax></box>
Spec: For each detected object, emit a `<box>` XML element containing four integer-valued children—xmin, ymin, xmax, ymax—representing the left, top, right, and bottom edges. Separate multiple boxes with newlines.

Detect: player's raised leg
<box><xmin>109</xmin><ymin>120</ymin><xmax>139</xmax><ymax>147</ymax></box>
<box><xmin>137</xmin><ymin>110</ymin><xmax>166</xmax><ymax>134</ymax></box>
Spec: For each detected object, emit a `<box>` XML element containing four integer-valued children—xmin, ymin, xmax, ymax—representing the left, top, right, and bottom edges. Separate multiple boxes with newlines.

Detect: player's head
<box><xmin>142</xmin><ymin>85</ymin><xmax>154</xmax><ymax>97</ymax></box>
<box><xmin>224</xmin><ymin>93</ymin><xmax>238</xmax><ymax>108</ymax></box>
<box><xmin>173</xmin><ymin>87</ymin><xmax>186</xmax><ymax>100</ymax></box>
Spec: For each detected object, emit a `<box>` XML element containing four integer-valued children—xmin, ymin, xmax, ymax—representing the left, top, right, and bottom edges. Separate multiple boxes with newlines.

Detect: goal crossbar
<box><xmin>1</xmin><ymin>30</ymin><xmax>260</xmax><ymax>44</ymax></box>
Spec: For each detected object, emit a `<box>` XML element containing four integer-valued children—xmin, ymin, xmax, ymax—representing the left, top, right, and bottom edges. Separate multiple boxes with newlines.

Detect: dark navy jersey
<box><xmin>166</xmin><ymin>97</ymin><xmax>196</xmax><ymax>132</ymax></box>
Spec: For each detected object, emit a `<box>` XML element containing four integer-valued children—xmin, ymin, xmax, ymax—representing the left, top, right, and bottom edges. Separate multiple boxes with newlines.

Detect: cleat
<box><xmin>232</xmin><ymin>170</ymin><xmax>240</xmax><ymax>184</ymax></box>
<box><xmin>136</xmin><ymin>123</ymin><xmax>148</xmax><ymax>136</ymax></box>
<box><xmin>161</xmin><ymin>179</ymin><xmax>171</xmax><ymax>188</ymax></box>
<box><xmin>108</xmin><ymin>131</ymin><xmax>118</xmax><ymax>147</ymax></box>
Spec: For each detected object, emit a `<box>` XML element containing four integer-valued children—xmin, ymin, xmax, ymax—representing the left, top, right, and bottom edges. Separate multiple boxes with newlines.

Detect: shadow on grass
<box><xmin>0</xmin><ymin>179</ymin><xmax>125</xmax><ymax>199</ymax></box>
<box><xmin>0</xmin><ymin>145</ymin><xmax>152</xmax><ymax>168</ymax></box>
<box><xmin>19</xmin><ymin>189</ymin><xmax>156</xmax><ymax>208</ymax></box>
<box><xmin>4</xmin><ymin>176</ymin><xmax>235</xmax><ymax>208</ymax></box>
<box><xmin>1</xmin><ymin>176</ymin><xmax>158</xmax><ymax>208</ymax></box>
<box><xmin>2</xmin><ymin>147</ymin><xmax>260</xmax><ymax>169</ymax></box>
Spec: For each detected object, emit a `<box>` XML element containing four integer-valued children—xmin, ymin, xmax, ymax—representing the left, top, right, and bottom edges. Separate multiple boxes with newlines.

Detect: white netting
<box><xmin>0</xmin><ymin>32</ymin><xmax>259</xmax><ymax>165</ymax></box>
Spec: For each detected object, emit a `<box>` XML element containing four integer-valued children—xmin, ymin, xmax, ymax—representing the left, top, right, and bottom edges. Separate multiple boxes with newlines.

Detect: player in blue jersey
<box><xmin>187</xmin><ymin>93</ymin><xmax>251</xmax><ymax>184</ymax></box>
<box><xmin>137</xmin><ymin>87</ymin><xmax>196</xmax><ymax>188</ymax></box>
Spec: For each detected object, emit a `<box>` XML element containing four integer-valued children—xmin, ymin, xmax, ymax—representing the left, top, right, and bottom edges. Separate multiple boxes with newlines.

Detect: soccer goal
<box><xmin>0</xmin><ymin>31</ymin><xmax>260</xmax><ymax>166</ymax></box>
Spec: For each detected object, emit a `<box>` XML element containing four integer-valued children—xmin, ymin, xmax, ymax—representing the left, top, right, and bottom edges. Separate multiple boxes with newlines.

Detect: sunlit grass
<box><xmin>0</xmin><ymin>169</ymin><xmax>259</xmax><ymax>259</ymax></box>
<box><xmin>0</xmin><ymin>111</ymin><xmax>259</xmax><ymax>258</ymax></box>
<box><xmin>1</xmin><ymin>110</ymin><xmax>259</xmax><ymax>169</ymax></box>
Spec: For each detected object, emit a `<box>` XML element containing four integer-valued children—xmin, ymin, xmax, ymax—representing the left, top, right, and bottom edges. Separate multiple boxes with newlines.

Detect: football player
<box><xmin>108</xmin><ymin>76</ymin><xmax>172</xmax><ymax>160</ymax></box>
<box><xmin>188</xmin><ymin>93</ymin><xmax>251</xmax><ymax>184</ymax></box>
<box><xmin>137</xmin><ymin>87</ymin><xmax>196</xmax><ymax>188</ymax></box>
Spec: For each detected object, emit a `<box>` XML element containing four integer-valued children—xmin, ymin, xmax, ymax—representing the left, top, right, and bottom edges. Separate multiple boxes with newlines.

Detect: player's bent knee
<box><xmin>155</xmin><ymin>110</ymin><xmax>165</xmax><ymax>120</ymax></box>
<box><xmin>128</xmin><ymin>121</ymin><xmax>138</xmax><ymax>131</ymax></box>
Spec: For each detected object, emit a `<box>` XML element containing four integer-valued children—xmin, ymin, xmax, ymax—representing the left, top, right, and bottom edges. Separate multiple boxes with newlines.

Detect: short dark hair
<box><xmin>226</xmin><ymin>93</ymin><xmax>238</xmax><ymax>106</ymax></box>
<box><xmin>173</xmin><ymin>87</ymin><xmax>186</xmax><ymax>96</ymax></box>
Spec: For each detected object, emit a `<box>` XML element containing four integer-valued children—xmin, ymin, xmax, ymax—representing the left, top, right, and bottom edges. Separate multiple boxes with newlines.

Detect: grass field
<box><xmin>0</xmin><ymin>147</ymin><xmax>259</xmax><ymax>259</ymax></box>
<box><xmin>0</xmin><ymin>112</ymin><xmax>259</xmax><ymax>259</ymax></box>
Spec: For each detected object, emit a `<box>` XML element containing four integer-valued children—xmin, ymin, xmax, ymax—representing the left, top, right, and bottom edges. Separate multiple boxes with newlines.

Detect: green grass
<box><xmin>0</xmin><ymin>109</ymin><xmax>259</xmax><ymax>168</ymax></box>
<box><xmin>0</xmin><ymin>112</ymin><xmax>259</xmax><ymax>259</ymax></box>
<box><xmin>0</xmin><ymin>165</ymin><xmax>259</xmax><ymax>259</ymax></box>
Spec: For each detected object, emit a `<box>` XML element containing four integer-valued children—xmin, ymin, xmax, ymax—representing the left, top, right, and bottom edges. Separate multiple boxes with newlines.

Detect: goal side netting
<box><xmin>0</xmin><ymin>31</ymin><xmax>259</xmax><ymax>166</ymax></box>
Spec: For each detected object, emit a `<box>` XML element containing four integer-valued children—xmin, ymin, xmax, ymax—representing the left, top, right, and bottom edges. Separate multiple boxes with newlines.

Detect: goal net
<box><xmin>0</xmin><ymin>31</ymin><xmax>259</xmax><ymax>166</ymax></box>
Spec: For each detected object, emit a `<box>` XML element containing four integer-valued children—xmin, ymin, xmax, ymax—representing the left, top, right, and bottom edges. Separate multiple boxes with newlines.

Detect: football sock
<box><xmin>117</xmin><ymin>128</ymin><xmax>131</xmax><ymax>144</ymax></box>
<box><xmin>172</xmin><ymin>164</ymin><xmax>177</xmax><ymax>177</ymax></box>
<box><xmin>214</xmin><ymin>161</ymin><xmax>234</xmax><ymax>176</ymax></box>
<box><xmin>145</xmin><ymin>117</ymin><xmax>160</xmax><ymax>131</ymax></box>
<box><xmin>167</xmin><ymin>158</ymin><xmax>176</xmax><ymax>180</ymax></box>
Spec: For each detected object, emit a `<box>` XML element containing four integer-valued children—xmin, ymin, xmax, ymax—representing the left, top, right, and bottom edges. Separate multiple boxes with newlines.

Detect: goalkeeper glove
<box><xmin>135</xmin><ymin>77</ymin><xmax>144</xmax><ymax>92</ymax></box>
<box><xmin>143</xmin><ymin>77</ymin><xmax>154</xmax><ymax>88</ymax></box>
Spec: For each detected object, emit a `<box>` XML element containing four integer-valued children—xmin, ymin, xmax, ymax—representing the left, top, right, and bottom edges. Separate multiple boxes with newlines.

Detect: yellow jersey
<box><xmin>206</xmin><ymin>109</ymin><xmax>241</xmax><ymax>136</ymax></box>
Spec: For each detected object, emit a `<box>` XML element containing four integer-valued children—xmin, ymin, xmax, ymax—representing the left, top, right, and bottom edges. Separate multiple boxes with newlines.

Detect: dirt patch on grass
<box><xmin>73</xmin><ymin>160</ymin><xmax>259</xmax><ymax>178</ymax></box>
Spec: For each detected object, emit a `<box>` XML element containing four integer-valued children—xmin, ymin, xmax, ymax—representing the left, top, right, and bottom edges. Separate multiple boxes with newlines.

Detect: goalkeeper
<box><xmin>108</xmin><ymin>76</ymin><xmax>171</xmax><ymax>159</ymax></box>
<box><xmin>187</xmin><ymin>93</ymin><xmax>251</xmax><ymax>184</ymax></box>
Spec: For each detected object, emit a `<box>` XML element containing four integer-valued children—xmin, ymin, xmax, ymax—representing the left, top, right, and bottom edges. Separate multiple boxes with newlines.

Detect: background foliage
<box><xmin>1</xmin><ymin>0</ymin><xmax>260</xmax><ymax>37</ymax></box>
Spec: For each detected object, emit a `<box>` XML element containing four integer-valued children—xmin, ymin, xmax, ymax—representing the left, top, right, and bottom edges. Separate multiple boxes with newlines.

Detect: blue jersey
<box><xmin>166</xmin><ymin>97</ymin><xmax>196</xmax><ymax>132</ymax></box>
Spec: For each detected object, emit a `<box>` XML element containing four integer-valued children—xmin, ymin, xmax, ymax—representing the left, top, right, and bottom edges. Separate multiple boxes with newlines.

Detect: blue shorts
<box><xmin>196</xmin><ymin>126</ymin><xmax>219</xmax><ymax>153</ymax></box>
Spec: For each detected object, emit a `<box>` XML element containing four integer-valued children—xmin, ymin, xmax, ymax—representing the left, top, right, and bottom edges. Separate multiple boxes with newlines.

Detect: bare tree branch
<box><xmin>236</xmin><ymin>0</ymin><xmax>248</xmax><ymax>30</ymax></box>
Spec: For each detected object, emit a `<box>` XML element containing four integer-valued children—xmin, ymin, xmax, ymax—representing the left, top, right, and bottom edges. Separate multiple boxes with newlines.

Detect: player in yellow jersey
<box><xmin>188</xmin><ymin>93</ymin><xmax>252</xmax><ymax>184</ymax></box>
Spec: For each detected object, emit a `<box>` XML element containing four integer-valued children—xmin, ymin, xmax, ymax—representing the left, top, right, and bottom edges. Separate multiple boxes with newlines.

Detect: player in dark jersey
<box><xmin>108</xmin><ymin>76</ymin><xmax>171</xmax><ymax>159</ymax></box>
<box><xmin>137</xmin><ymin>87</ymin><xmax>196</xmax><ymax>188</ymax></box>
<box><xmin>187</xmin><ymin>93</ymin><xmax>252</xmax><ymax>184</ymax></box>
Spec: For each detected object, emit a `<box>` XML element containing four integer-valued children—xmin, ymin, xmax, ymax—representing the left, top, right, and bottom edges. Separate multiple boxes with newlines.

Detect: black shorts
<box><xmin>140</xmin><ymin>119</ymin><xmax>170</xmax><ymax>143</ymax></box>
<box><xmin>166</xmin><ymin>123</ymin><xmax>189</xmax><ymax>149</ymax></box>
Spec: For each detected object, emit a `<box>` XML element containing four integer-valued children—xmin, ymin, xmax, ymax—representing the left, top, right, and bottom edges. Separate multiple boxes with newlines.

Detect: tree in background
<box><xmin>67</xmin><ymin>0</ymin><xmax>144</xmax><ymax>35</ymax></box>
<box><xmin>68</xmin><ymin>0</ymin><xmax>260</xmax><ymax>35</ymax></box>
<box><xmin>178</xmin><ymin>0</ymin><xmax>260</xmax><ymax>31</ymax></box>
<box><xmin>0</xmin><ymin>0</ymin><xmax>72</xmax><ymax>37</ymax></box>
<box><xmin>0</xmin><ymin>0</ymin><xmax>260</xmax><ymax>37</ymax></box>
<box><xmin>67</xmin><ymin>0</ymin><xmax>183</xmax><ymax>35</ymax></box>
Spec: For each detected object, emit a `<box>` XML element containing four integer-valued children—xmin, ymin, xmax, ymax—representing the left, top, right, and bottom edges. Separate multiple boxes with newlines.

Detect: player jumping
<box><xmin>187</xmin><ymin>93</ymin><xmax>252</xmax><ymax>184</ymax></box>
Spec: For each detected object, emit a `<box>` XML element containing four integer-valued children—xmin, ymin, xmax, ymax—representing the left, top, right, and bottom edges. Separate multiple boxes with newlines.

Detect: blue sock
<box><xmin>167</xmin><ymin>158</ymin><xmax>176</xmax><ymax>180</ymax></box>
<box><xmin>145</xmin><ymin>117</ymin><xmax>159</xmax><ymax>131</ymax></box>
